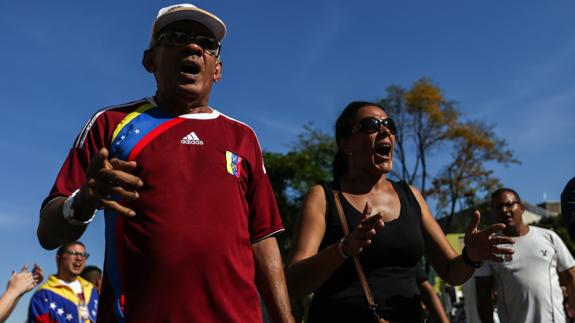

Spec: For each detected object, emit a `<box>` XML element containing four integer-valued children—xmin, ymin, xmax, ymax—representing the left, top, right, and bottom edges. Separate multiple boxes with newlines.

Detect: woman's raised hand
<box><xmin>341</xmin><ymin>202</ymin><xmax>385</xmax><ymax>256</ymax></box>
<box><xmin>464</xmin><ymin>210</ymin><xmax>515</xmax><ymax>262</ymax></box>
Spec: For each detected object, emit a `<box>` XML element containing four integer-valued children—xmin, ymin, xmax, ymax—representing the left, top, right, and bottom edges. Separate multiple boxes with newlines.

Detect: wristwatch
<box><xmin>62</xmin><ymin>189</ymin><xmax>97</xmax><ymax>226</ymax></box>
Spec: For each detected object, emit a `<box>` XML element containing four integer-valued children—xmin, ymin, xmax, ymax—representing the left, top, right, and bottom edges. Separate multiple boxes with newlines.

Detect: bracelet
<box><xmin>62</xmin><ymin>189</ymin><xmax>97</xmax><ymax>226</ymax></box>
<box><xmin>462</xmin><ymin>246</ymin><xmax>483</xmax><ymax>268</ymax></box>
<box><xmin>337</xmin><ymin>237</ymin><xmax>349</xmax><ymax>259</ymax></box>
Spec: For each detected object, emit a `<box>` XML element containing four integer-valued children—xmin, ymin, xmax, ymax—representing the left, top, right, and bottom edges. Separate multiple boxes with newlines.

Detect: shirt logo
<box><xmin>181</xmin><ymin>132</ymin><xmax>204</xmax><ymax>145</ymax></box>
<box><xmin>226</xmin><ymin>151</ymin><xmax>243</xmax><ymax>178</ymax></box>
<box><xmin>541</xmin><ymin>250</ymin><xmax>548</xmax><ymax>257</ymax></box>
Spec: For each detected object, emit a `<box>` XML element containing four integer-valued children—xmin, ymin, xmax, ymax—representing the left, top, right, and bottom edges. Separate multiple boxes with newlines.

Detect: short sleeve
<box><xmin>474</xmin><ymin>261</ymin><xmax>493</xmax><ymax>277</ymax></box>
<box><xmin>244</xmin><ymin>129</ymin><xmax>284</xmax><ymax>243</ymax></box>
<box><xmin>550</xmin><ymin>230</ymin><xmax>575</xmax><ymax>272</ymax></box>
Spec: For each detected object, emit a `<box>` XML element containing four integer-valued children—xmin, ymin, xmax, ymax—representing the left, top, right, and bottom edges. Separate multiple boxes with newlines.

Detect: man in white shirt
<box><xmin>475</xmin><ymin>188</ymin><xmax>575</xmax><ymax>323</ymax></box>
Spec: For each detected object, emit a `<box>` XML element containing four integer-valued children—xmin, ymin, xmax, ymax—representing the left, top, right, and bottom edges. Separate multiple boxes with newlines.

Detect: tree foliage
<box><xmin>429</xmin><ymin>121</ymin><xmax>519</xmax><ymax>230</ymax></box>
<box><xmin>379</xmin><ymin>78</ymin><xmax>459</xmax><ymax>196</ymax></box>
<box><xmin>377</xmin><ymin>78</ymin><xmax>519</xmax><ymax>231</ymax></box>
<box><xmin>263</xmin><ymin>124</ymin><xmax>337</xmax><ymax>255</ymax></box>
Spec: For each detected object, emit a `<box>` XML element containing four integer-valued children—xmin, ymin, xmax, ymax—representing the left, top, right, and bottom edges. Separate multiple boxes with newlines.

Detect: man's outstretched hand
<box><xmin>79</xmin><ymin>148</ymin><xmax>143</xmax><ymax>217</ymax></box>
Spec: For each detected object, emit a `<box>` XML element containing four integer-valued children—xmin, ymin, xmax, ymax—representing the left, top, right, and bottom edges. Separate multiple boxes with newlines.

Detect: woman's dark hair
<box><xmin>332</xmin><ymin>101</ymin><xmax>386</xmax><ymax>181</ymax></box>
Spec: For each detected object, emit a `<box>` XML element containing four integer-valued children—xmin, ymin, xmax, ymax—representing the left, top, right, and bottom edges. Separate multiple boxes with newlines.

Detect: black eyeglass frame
<box><xmin>351</xmin><ymin>117</ymin><xmax>397</xmax><ymax>136</ymax></box>
<box><xmin>495</xmin><ymin>200</ymin><xmax>521</xmax><ymax>211</ymax></box>
<box><xmin>150</xmin><ymin>31</ymin><xmax>221</xmax><ymax>57</ymax></box>
<box><xmin>62</xmin><ymin>250</ymin><xmax>90</xmax><ymax>259</ymax></box>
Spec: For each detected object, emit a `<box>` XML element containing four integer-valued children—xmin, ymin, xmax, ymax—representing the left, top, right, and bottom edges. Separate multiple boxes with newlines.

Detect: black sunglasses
<box><xmin>151</xmin><ymin>31</ymin><xmax>221</xmax><ymax>57</ymax></box>
<box><xmin>352</xmin><ymin>117</ymin><xmax>397</xmax><ymax>135</ymax></box>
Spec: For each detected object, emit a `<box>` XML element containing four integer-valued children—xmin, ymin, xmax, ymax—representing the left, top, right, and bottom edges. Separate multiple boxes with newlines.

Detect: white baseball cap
<box><xmin>150</xmin><ymin>4</ymin><xmax>226</xmax><ymax>47</ymax></box>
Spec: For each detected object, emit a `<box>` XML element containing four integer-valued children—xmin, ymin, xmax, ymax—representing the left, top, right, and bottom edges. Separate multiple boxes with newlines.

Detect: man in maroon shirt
<box><xmin>37</xmin><ymin>4</ymin><xmax>294</xmax><ymax>323</ymax></box>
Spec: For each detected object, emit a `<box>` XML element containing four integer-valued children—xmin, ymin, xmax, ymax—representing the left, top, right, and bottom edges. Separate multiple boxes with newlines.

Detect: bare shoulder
<box><xmin>408</xmin><ymin>184</ymin><xmax>424</xmax><ymax>200</ymax></box>
<box><xmin>302</xmin><ymin>184</ymin><xmax>328</xmax><ymax>212</ymax></box>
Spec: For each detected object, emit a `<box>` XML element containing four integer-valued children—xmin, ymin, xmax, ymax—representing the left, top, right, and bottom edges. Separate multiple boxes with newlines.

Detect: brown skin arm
<box><xmin>252</xmin><ymin>237</ymin><xmax>295</xmax><ymax>323</ymax></box>
<box><xmin>419</xmin><ymin>280</ymin><xmax>450</xmax><ymax>323</ymax></box>
<box><xmin>413</xmin><ymin>186</ymin><xmax>474</xmax><ymax>285</ymax></box>
<box><xmin>475</xmin><ymin>276</ymin><xmax>494</xmax><ymax>323</ymax></box>
<box><xmin>286</xmin><ymin>185</ymin><xmax>385</xmax><ymax>297</ymax></box>
<box><xmin>559</xmin><ymin>267</ymin><xmax>575</xmax><ymax>311</ymax></box>
<box><xmin>285</xmin><ymin>185</ymin><xmax>342</xmax><ymax>297</ymax></box>
<box><xmin>38</xmin><ymin>148</ymin><xmax>143</xmax><ymax>249</ymax></box>
<box><xmin>412</xmin><ymin>186</ymin><xmax>515</xmax><ymax>285</ymax></box>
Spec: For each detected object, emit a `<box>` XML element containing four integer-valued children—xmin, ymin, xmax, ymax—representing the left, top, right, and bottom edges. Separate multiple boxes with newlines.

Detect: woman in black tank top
<box><xmin>286</xmin><ymin>101</ymin><xmax>515</xmax><ymax>322</ymax></box>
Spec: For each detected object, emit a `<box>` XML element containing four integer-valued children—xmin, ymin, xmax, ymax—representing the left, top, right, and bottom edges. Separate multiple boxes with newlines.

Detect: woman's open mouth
<box><xmin>374</xmin><ymin>142</ymin><xmax>392</xmax><ymax>158</ymax></box>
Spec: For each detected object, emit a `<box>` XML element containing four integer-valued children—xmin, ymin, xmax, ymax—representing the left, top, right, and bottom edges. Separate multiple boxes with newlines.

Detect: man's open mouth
<box><xmin>180</xmin><ymin>61</ymin><xmax>201</xmax><ymax>75</ymax></box>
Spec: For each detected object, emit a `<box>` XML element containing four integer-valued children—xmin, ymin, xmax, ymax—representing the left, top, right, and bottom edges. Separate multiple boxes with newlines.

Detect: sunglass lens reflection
<box><xmin>358</xmin><ymin>117</ymin><xmax>397</xmax><ymax>135</ymax></box>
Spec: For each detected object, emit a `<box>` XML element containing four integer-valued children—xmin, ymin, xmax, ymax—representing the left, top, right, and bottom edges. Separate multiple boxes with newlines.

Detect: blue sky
<box><xmin>1</xmin><ymin>1</ymin><xmax>574</xmax><ymax>321</ymax></box>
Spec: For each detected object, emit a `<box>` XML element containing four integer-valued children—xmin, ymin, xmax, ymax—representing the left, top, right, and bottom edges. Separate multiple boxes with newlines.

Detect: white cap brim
<box><xmin>151</xmin><ymin>4</ymin><xmax>226</xmax><ymax>46</ymax></box>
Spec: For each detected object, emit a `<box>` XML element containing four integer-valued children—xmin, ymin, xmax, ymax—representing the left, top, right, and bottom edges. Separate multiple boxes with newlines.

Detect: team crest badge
<box><xmin>226</xmin><ymin>151</ymin><xmax>243</xmax><ymax>178</ymax></box>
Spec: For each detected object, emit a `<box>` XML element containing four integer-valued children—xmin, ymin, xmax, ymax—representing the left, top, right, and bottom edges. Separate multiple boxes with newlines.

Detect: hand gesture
<box><xmin>6</xmin><ymin>266</ymin><xmax>37</xmax><ymax>297</ymax></box>
<box><xmin>464</xmin><ymin>210</ymin><xmax>515</xmax><ymax>262</ymax></box>
<box><xmin>341</xmin><ymin>202</ymin><xmax>385</xmax><ymax>256</ymax></box>
<box><xmin>81</xmin><ymin>148</ymin><xmax>143</xmax><ymax>217</ymax></box>
<box><xmin>32</xmin><ymin>264</ymin><xmax>44</xmax><ymax>286</ymax></box>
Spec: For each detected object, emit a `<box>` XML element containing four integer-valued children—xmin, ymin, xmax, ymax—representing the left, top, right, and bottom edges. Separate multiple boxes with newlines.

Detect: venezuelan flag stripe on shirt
<box><xmin>106</xmin><ymin>103</ymin><xmax>185</xmax><ymax>322</ymax></box>
<box><xmin>110</xmin><ymin>103</ymin><xmax>184</xmax><ymax>161</ymax></box>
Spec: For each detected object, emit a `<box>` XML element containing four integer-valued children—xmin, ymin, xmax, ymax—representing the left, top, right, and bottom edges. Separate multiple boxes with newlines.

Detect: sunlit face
<box><xmin>144</xmin><ymin>21</ymin><xmax>222</xmax><ymax>108</ymax></box>
<box><xmin>492</xmin><ymin>191</ymin><xmax>524</xmax><ymax>234</ymax></box>
<box><xmin>57</xmin><ymin>244</ymin><xmax>88</xmax><ymax>278</ymax></box>
<box><xmin>342</xmin><ymin>105</ymin><xmax>395</xmax><ymax>175</ymax></box>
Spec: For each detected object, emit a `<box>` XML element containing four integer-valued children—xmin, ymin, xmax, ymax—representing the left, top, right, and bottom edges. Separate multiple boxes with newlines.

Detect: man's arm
<box><xmin>559</xmin><ymin>267</ymin><xmax>575</xmax><ymax>311</ymax></box>
<box><xmin>475</xmin><ymin>276</ymin><xmax>494</xmax><ymax>323</ymax></box>
<box><xmin>252</xmin><ymin>237</ymin><xmax>294</xmax><ymax>323</ymax></box>
<box><xmin>38</xmin><ymin>148</ymin><xmax>142</xmax><ymax>249</ymax></box>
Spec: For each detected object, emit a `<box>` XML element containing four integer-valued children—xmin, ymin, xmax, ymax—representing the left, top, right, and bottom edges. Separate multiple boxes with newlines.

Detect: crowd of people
<box><xmin>1</xmin><ymin>2</ymin><xmax>571</xmax><ymax>323</ymax></box>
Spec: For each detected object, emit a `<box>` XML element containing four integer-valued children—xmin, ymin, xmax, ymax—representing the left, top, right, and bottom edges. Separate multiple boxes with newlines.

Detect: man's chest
<box><xmin>492</xmin><ymin>237</ymin><xmax>558</xmax><ymax>279</ymax></box>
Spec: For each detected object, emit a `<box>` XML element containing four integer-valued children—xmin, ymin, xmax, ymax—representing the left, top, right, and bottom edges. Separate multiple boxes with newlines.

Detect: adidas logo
<box><xmin>181</xmin><ymin>132</ymin><xmax>204</xmax><ymax>145</ymax></box>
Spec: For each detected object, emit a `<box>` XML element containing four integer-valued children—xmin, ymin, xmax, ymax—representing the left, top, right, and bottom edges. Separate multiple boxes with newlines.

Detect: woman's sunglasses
<box><xmin>352</xmin><ymin>117</ymin><xmax>397</xmax><ymax>135</ymax></box>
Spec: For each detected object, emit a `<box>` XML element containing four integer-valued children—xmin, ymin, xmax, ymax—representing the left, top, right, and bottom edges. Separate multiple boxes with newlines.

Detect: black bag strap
<box><xmin>332</xmin><ymin>189</ymin><xmax>388</xmax><ymax>323</ymax></box>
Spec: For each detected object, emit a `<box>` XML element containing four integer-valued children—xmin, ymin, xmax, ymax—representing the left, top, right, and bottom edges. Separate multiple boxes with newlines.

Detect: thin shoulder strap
<box><xmin>332</xmin><ymin>189</ymin><xmax>388</xmax><ymax>323</ymax></box>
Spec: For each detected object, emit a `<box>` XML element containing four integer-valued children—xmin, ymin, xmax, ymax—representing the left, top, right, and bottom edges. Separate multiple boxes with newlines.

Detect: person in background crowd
<box><xmin>476</xmin><ymin>188</ymin><xmax>575</xmax><ymax>323</ymax></box>
<box><xmin>562</xmin><ymin>177</ymin><xmax>575</xmax><ymax>240</ymax></box>
<box><xmin>37</xmin><ymin>3</ymin><xmax>293</xmax><ymax>322</ymax></box>
<box><xmin>80</xmin><ymin>266</ymin><xmax>102</xmax><ymax>293</ymax></box>
<box><xmin>28</xmin><ymin>241</ymin><xmax>98</xmax><ymax>322</ymax></box>
<box><xmin>415</xmin><ymin>264</ymin><xmax>450</xmax><ymax>323</ymax></box>
<box><xmin>0</xmin><ymin>264</ymin><xmax>43</xmax><ymax>323</ymax></box>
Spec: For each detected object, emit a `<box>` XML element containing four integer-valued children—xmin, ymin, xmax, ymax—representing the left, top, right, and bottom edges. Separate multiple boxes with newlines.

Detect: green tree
<box><xmin>263</xmin><ymin>124</ymin><xmax>337</xmax><ymax>255</ymax></box>
<box><xmin>380</xmin><ymin>78</ymin><xmax>460</xmax><ymax>197</ymax></box>
<box><xmin>429</xmin><ymin>121</ymin><xmax>519</xmax><ymax>231</ymax></box>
